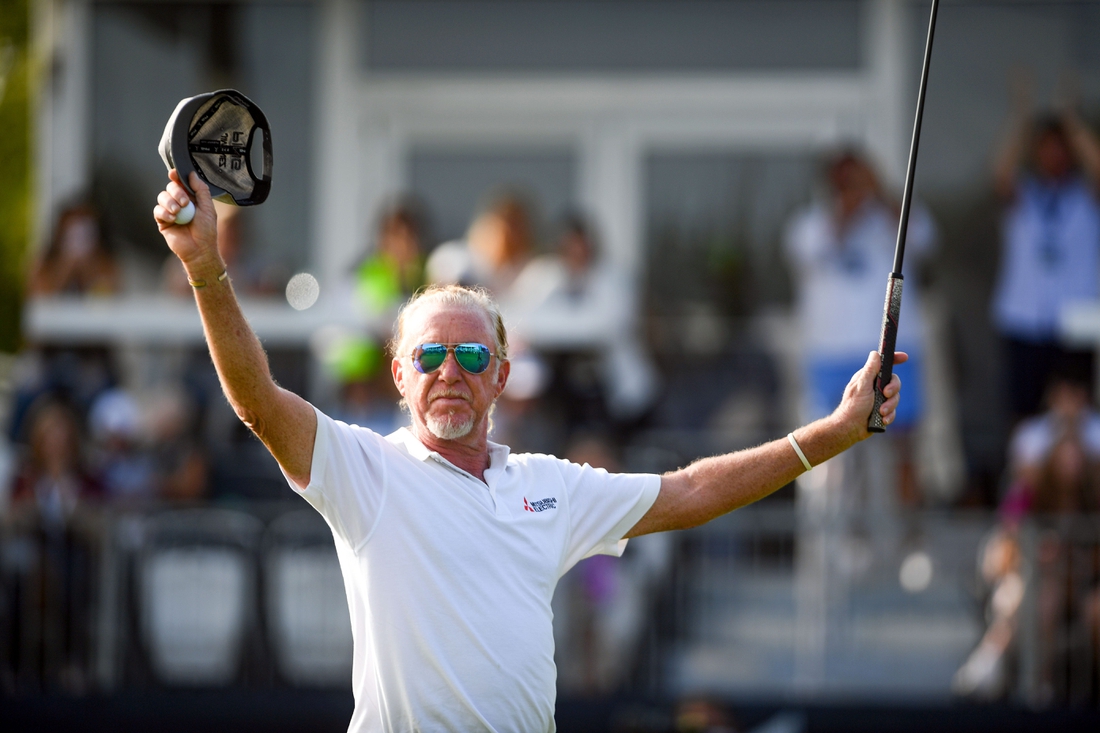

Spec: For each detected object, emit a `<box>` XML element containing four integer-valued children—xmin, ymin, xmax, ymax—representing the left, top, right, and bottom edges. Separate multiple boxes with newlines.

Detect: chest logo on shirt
<box><xmin>523</xmin><ymin>496</ymin><xmax>557</xmax><ymax>513</ymax></box>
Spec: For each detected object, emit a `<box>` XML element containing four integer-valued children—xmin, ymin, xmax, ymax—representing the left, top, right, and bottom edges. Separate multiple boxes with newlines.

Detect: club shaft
<box><xmin>893</xmin><ymin>0</ymin><xmax>939</xmax><ymax>275</ymax></box>
<box><xmin>868</xmin><ymin>0</ymin><xmax>939</xmax><ymax>433</ymax></box>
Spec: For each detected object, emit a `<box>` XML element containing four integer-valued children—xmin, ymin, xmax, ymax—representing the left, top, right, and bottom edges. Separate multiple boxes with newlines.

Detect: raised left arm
<box><xmin>626</xmin><ymin>350</ymin><xmax>905</xmax><ymax>538</ymax></box>
<box><xmin>1062</xmin><ymin>110</ymin><xmax>1100</xmax><ymax>192</ymax></box>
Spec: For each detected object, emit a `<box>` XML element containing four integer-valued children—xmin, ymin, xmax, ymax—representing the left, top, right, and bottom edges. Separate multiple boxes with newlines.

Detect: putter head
<box><xmin>158</xmin><ymin>89</ymin><xmax>272</xmax><ymax>206</ymax></box>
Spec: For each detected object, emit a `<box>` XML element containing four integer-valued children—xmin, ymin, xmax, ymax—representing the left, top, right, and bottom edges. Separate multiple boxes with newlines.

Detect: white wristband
<box><xmin>787</xmin><ymin>433</ymin><xmax>812</xmax><ymax>471</ymax></box>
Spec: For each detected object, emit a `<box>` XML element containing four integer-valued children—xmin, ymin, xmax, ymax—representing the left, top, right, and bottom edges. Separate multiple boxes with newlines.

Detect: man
<box><xmin>784</xmin><ymin>149</ymin><xmax>932</xmax><ymax>431</ymax></box>
<box><xmin>991</xmin><ymin>103</ymin><xmax>1100</xmax><ymax>421</ymax></box>
<box><xmin>784</xmin><ymin>149</ymin><xmax>935</xmax><ymax>511</ymax></box>
<box><xmin>154</xmin><ymin>171</ymin><xmax>905</xmax><ymax>732</ymax></box>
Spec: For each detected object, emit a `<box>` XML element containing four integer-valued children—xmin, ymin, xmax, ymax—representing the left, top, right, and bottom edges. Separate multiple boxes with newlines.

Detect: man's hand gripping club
<box><xmin>626</xmin><ymin>350</ymin><xmax>906</xmax><ymax>538</ymax></box>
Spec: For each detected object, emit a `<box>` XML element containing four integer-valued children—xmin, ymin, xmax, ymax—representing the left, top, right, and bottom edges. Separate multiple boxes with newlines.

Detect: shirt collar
<box><xmin>393</xmin><ymin>427</ymin><xmax>511</xmax><ymax>473</ymax></box>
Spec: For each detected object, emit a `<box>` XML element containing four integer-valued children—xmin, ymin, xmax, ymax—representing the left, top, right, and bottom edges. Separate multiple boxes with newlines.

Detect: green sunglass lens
<box><xmin>414</xmin><ymin>344</ymin><xmax>491</xmax><ymax>374</ymax></box>
<box><xmin>415</xmin><ymin>345</ymin><xmax>447</xmax><ymax>373</ymax></box>
<box><xmin>454</xmin><ymin>345</ymin><xmax>491</xmax><ymax>373</ymax></box>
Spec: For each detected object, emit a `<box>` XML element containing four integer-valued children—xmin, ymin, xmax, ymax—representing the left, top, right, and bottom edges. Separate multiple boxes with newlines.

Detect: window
<box><xmin>362</xmin><ymin>0</ymin><xmax>862</xmax><ymax>74</ymax></box>
<box><xmin>91</xmin><ymin>2</ymin><xmax>316</xmax><ymax>278</ymax></box>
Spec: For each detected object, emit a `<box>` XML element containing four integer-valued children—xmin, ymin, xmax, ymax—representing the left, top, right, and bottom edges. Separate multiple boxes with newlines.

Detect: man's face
<box><xmin>829</xmin><ymin>156</ymin><xmax>876</xmax><ymax>217</ymax></box>
<box><xmin>392</xmin><ymin>301</ymin><xmax>509</xmax><ymax>443</ymax></box>
<box><xmin>1035</xmin><ymin>131</ymin><xmax>1072</xmax><ymax>181</ymax></box>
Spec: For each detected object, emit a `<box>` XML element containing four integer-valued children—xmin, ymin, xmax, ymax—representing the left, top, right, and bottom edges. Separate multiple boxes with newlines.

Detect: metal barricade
<box><xmin>1</xmin><ymin>502</ymin><xmax>357</xmax><ymax>692</ymax></box>
<box><xmin>137</xmin><ymin>508</ymin><xmax>264</xmax><ymax>686</ymax></box>
<box><xmin>263</xmin><ymin>509</ymin><xmax>352</xmax><ymax>687</ymax></box>
<box><xmin>5</xmin><ymin>498</ymin><xmax>1058</xmax><ymax>706</ymax></box>
<box><xmin>667</xmin><ymin>504</ymin><xmax>993</xmax><ymax>702</ymax></box>
<box><xmin>1018</xmin><ymin>516</ymin><xmax>1100</xmax><ymax>707</ymax></box>
<box><xmin>0</xmin><ymin>508</ymin><xmax>104</xmax><ymax>693</ymax></box>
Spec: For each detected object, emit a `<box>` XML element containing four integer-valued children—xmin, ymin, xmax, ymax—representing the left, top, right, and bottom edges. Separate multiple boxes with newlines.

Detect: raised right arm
<box><xmin>153</xmin><ymin>170</ymin><xmax>316</xmax><ymax>488</ymax></box>
<box><xmin>992</xmin><ymin>71</ymin><xmax>1034</xmax><ymax>201</ymax></box>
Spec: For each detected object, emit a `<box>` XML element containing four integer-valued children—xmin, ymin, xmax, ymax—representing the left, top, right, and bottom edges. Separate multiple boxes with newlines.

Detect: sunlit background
<box><xmin>5</xmin><ymin>1</ymin><xmax>1100</xmax><ymax>731</ymax></box>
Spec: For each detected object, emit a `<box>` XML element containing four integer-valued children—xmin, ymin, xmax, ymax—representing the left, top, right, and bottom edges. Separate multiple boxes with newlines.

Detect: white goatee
<box><xmin>426</xmin><ymin>412</ymin><xmax>475</xmax><ymax>440</ymax></box>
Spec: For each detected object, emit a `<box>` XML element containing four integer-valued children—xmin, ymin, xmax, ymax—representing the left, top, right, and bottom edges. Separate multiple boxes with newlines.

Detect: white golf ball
<box><xmin>174</xmin><ymin>200</ymin><xmax>196</xmax><ymax>226</ymax></box>
<box><xmin>286</xmin><ymin>272</ymin><xmax>320</xmax><ymax>311</ymax></box>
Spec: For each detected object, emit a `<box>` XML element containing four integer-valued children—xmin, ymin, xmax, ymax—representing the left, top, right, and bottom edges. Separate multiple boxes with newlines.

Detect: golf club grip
<box><xmin>868</xmin><ymin>273</ymin><xmax>904</xmax><ymax>433</ymax></box>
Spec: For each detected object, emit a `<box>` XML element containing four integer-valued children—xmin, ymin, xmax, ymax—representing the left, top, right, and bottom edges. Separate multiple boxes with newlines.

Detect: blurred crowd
<box><xmin>6</xmin><ymin>77</ymin><xmax>1100</xmax><ymax>705</ymax></box>
<box><xmin>1</xmin><ymin>182</ymin><xmax>668</xmax><ymax>694</ymax></box>
<box><xmin>949</xmin><ymin>87</ymin><xmax>1100</xmax><ymax>704</ymax></box>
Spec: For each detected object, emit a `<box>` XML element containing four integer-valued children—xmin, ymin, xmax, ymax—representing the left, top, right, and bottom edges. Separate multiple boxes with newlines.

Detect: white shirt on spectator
<box><xmin>1010</xmin><ymin>410</ymin><xmax>1100</xmax><ymax>470</ymax></box>
<box><xmin>784</xmin><ymin>199</ymin><xmax>934</xmax><ymax>360</ymax></box>
<box><xmin>289</xmin><ymin>408</ymin><xmax>660</xmax><ymax>733</ymax></box>
<box><xmin>503</xmin><ymin>256</ymin><xmax>659</xmax><ymax>419</ymax></box>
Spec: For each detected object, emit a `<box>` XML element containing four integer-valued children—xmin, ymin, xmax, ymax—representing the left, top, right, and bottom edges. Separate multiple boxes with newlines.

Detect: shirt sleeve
<box><xmin>284</xmin><ymin>406</ymin><xmax>388</xmax><ymax>550</ymax></box>
<box><xmin>556</xmin><ymin>459</ymin><xmax>661</xmax><ymax>574</ymax></box>
<box><xmin>783</xmin><ymin>206</ymin><xmax>832</xmax><ymax>270</ymax></box>
<box><xmin>1083</xmin><ymin>414</ymin><xmax>1100</xmax><ymax>459</ymax></box>
<box><xmin>1009</xmin><ymin>416</ymin><xmax>1052</xmax><ymax>470</ymax></box>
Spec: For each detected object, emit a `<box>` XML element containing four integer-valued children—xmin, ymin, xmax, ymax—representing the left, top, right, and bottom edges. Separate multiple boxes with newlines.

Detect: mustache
<box><xmin>428</xmin><ymin>390</ymin><xmax>471</xmax><ymax>404</ymax></box>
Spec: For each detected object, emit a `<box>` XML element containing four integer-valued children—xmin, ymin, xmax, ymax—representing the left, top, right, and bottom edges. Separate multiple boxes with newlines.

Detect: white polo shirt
<box><xmin>290</xmin><ymin>408</ymin><xmax>661</xmax><ymax>733</ymax></box>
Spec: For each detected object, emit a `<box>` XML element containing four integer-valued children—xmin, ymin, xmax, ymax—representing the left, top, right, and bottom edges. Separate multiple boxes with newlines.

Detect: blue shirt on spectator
<box><xmin>993</xmin><ymin>174</ymin><xmax>1100</xmax><ymax>341</ymax></box>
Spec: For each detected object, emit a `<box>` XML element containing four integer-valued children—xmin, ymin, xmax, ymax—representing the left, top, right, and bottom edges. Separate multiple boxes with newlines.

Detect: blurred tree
<box><xmin>0</xmin><ymin>0</ymin><xmax>30</xmax><ymax>353</ymax></box>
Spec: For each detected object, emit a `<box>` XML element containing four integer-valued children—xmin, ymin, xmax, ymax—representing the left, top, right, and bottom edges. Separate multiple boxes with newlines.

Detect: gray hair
<box><xmin>389</xmin><ymin>284</ymin><xmax>509</xmax><ymax>362</ymax></box>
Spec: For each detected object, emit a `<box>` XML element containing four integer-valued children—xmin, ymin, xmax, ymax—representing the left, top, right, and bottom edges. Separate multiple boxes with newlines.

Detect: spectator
<box><xmin>6</xmin><ymin>346</ymin><xmax>116</xmax><ymax>450</ymax></box>
<box><xmin>321</xmin><ymin>198</ymin><xmax>426</xmax><ymax>429</ymax></box>
<box><xmin>28</xmin><ymin>202</ymin><xmax>118</xmax><ymax>297</ymax></box>
<box><xmin>426</xmin><ymin>191</ymin><xmax>535</xmax><ymax>294</ymax></box>
<box><xmin>1003</xmin><ymin>375</ymin><xmax>1100</xmax><ymax>517</ymax></box>
<box><xmin>87</xmin><ymin>388</ymin><xmax>155</xmax><ymax>504</ymax></box>
<box><xmin>7</xmin><ymin>396</ymin><xmax>100</xmax><ymax>692</ymax></box>
<box><xmin>514</xmin><ymin>214</ymin><xmax>600</xmax><ymax>307</ymax></box>
<box><xmin>351</xmin><ymin>198</ymin><xmax>427</xmax><ymax>316</ymax></box>
<box><xmin>321</xmin><ymin>198</ymin><xmax>428</xmax><ymax>425</ymax></box>
<box><xmin>145</xmin><ymin>388</ymin><xmax>209</xmax><ymax>502</ymax></box>
<box><xmin>489</xmin><ymin>354</ymin><xmax>563</xmax><ymax>455</ymax></box>
<box><xmin>784</xmin><ymin>149</ymin><xmax>935</xmax><ymax>507</ymax></box>
<box><xmin>428</xmin><ymin>192</ymin><xmax>562</xmax><ymax>451</ymax></box>
<box><xmin>11</xmin><ymin>397</ymin><xmax>100</xmax><ymax>524</ymax></box>
<box><xmin>324</xmin><ymin>339</ymin><xmax>405</xmax><ymax>436</ymax></box>
<box><xmin>504</xmin><ymin>214</ymin><xmax>658</xmax><ymax>427</ymax></box>
<box><xmin>954</xmin><ymin>374</ymin><xmax>1100</xmax><ymax>701</ymax></box>
<box><xmin>990</xmin><ymin>78</ymin><xmax>1100</xmax><ymax>422</ymax></box>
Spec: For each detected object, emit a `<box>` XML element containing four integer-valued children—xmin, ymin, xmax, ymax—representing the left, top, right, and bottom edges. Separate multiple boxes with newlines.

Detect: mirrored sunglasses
<box><xmin>412</xmin><ymin>343</ymin><xmax>495</xmax><ymax>375</ymax></box>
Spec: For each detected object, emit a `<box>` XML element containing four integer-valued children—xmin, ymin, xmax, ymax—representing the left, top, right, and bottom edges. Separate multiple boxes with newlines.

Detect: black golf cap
<box><xmin>158</xmin><ymin>89</ymin><xmax>272</xmax><ymax>206</ymax></box>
